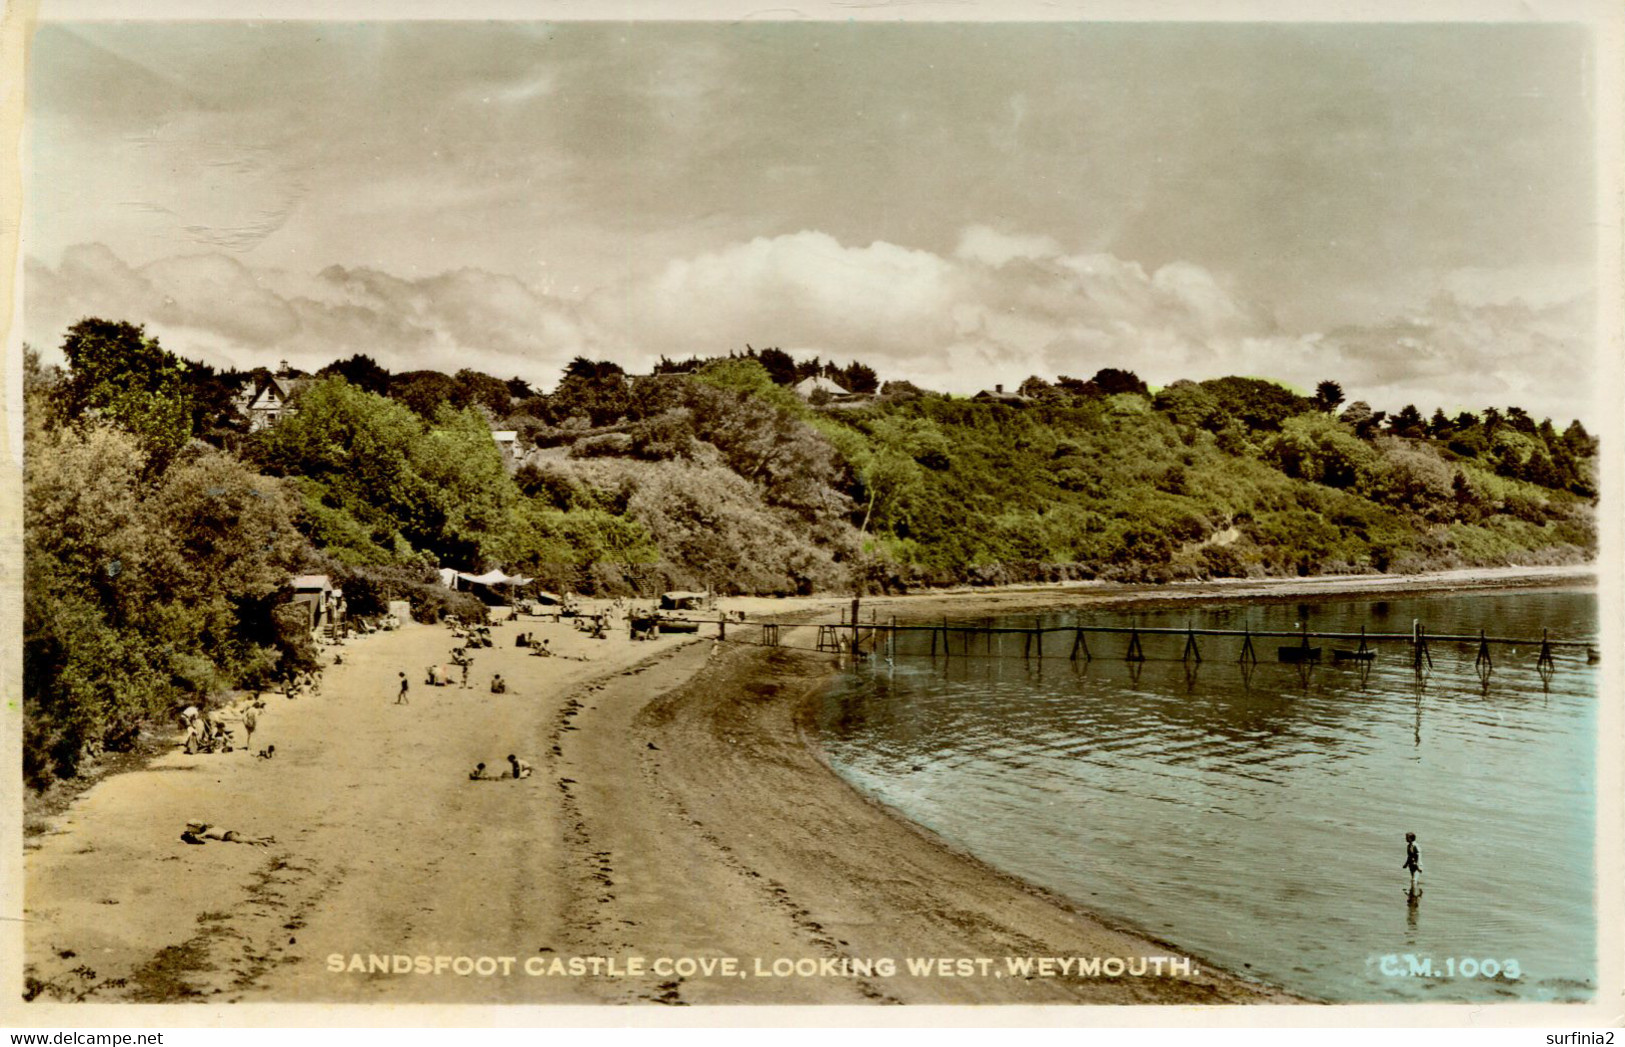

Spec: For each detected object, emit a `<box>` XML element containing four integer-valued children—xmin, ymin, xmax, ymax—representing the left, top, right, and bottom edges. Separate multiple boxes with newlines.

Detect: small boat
<box><xmin>1332</xmin><ymin>648</ymin><xmax>1376</xmax><ymax>663</ymax></box>
<box><xmin>1278</xmin><ymin>645</ymin><xmax>1321</xmax><ymax>664</ymax></box>
<box><xmin>656</xmin><ymin>618</ymin><xmax>701</xmax><ymax>634</ymax></box>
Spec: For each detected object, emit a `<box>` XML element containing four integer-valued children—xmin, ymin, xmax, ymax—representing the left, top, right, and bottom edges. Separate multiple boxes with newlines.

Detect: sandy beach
<box><xmin>21</xmin><ymin>567</ymin><xmax>1592</xmax><ymax>1007</ymax></box>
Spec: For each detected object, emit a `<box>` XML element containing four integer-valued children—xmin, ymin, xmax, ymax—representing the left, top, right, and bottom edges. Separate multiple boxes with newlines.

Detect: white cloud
<box><xmin>23</xmin><ymin>231</ymin><xmax>1597</xmax><ymax>422</ymax></box>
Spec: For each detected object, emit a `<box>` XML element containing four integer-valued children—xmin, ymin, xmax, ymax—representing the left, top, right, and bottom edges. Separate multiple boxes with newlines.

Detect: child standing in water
<box><xmin>1402</xmin><ymin>832</ymin><xmax>1422</xmax><ymax>894</ymax></box>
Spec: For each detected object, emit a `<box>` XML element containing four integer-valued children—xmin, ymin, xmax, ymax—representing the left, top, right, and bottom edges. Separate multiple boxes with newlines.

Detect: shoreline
<box><xmin>19</xmin><ymin>564</ymin><xmax>1595</xmax><ymax>1007</ymax></box>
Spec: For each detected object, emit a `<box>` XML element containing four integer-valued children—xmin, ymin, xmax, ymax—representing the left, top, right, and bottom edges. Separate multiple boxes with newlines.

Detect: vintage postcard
<box><xmin>4</xmin><ymin>0</ymin><xmax>1621</xmax><ymax>1033</ymax></box>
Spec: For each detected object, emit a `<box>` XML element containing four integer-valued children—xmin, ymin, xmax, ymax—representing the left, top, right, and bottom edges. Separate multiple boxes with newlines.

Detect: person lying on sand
<box><xmin>256</xmin><ymin>745</ymin><xmax>276</xmax><ymax>759</ymax></box>
<box><xmin>506</xmin><ymin>754</ymin><xmax>532</xmax><ymax>779</ymax></box>
<box><xmin>469</xmin><ymin>762</ymin><xmax>489</xmax><ymax>781</ymax></box>
<box><xmin>180</xmin><ymin>821</ymin><xmax>275</xmax><ymax>846</ymax></box>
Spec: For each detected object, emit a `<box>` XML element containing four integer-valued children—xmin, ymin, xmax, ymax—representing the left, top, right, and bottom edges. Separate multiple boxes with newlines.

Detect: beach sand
<box><xmin>21</xmin><ymin>567</ymin><xmax>1590</xmax><ymax>1006</ymax></box>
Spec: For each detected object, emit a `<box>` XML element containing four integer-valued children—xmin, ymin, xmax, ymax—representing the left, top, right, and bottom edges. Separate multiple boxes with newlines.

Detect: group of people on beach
<box><xmin>394</xmin><ymin>616</ymin><xmax>537</xmax><ymax>785</ymax></box>
<box><xmin>469</xmin><ymin>754</ymin><xmax>532</xmax><ymax>781</ymax></box>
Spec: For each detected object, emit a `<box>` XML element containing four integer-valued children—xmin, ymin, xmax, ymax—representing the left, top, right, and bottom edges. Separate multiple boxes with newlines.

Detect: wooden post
<box><xmin>1070</xmin><ymin>627</ymin><xmax>1090</xmax><ymax>661</ymax></box>
<box><xmin>943</xmin><ymin>616</ymin><xmax>950</xmax><ymax>659</ymax></box>
<box><xmin>1183</xmin><ymin>627</ymin><xmax>1201</xmax><ymax>663</ymax></box>
<box><xmin>1126</xmin><ymin>628</ymin><xmax>1145</xmax><ymax>662</ymax></box>
<box><xmin>719</xmin><ymin>616</ymin><xmax>726</xmax><ymax>641</ymax></box>
<box><xmin>1537</xmin><ymin>628</ymin><xmax>1555</xmax><ymax>671</ymax></box>
<box><xmin>1036</xmin><ymin>618</ymin><xmax>1043</xmax><ymax>660</ymax></box>
<box><xmin>1475</xmin><ymin>629</ymin><xmax>1492</xmax><ymax>671</ymax></box>
<box><xmin>1238</xmin><ymin>629</ymin><xmax>1257</xmax><ymax>665</ymax></box>
<box><xmin>851</xmin><ymin>598</ymin><xmax>861</xmax><ymax>657</ymax></box>
<box><xmin>1023</xmin><ymin>628</ymin><xmax>1031</xmax><ymax>659</ymax></box>
<box><xmin>1413</xmin><ymin>622</ymin><xmax>1432</xmax><ymax>673</ymax></box>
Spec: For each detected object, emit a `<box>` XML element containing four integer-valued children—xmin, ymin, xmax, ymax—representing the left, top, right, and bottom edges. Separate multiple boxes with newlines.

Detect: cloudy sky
<box><xmin>20</xmin><ymin>18</ymin><xmax>1605</xmax><ymax>421</ymax></box>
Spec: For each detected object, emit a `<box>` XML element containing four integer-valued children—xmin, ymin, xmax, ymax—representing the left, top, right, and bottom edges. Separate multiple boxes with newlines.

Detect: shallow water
<box><xmin>816</xmin><ymin>588</ymin><xmax>1598</xmax><ymax>1003</ymax></box>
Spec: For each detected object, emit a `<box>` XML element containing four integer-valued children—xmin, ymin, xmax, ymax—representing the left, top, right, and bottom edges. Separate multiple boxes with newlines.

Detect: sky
<box><xmin>19</xmin><ymin>18</ymin><xmax>1607</xmax><ymax>422</ymax></box>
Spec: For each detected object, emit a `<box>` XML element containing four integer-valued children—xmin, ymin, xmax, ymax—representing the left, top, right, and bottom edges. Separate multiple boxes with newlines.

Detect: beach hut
<box><xmin>289</xmin><ymin>574</ymin><xmax>335</xmax><ymax>631</ymax></box>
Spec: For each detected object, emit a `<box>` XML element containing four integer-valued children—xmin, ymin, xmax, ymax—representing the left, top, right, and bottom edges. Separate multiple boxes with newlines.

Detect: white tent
<box><xmin>439</xmin><ymin>568</ymin><xmax>534</xmax><ymax>590</ymax></box>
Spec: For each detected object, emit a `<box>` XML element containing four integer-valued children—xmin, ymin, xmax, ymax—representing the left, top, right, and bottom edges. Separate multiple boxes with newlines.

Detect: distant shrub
<box><xmin>569</xmin><ymin>433</ymin><xmax>635</xmax><ymax>458</ymax></box>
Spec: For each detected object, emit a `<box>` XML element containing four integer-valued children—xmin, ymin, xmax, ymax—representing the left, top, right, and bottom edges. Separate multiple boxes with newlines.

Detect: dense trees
<box><xmin>57</xmin><ymin>318</ymin><xmax>195</xmax><ymax>471</ymax></box>
<box><xmin>25</xmin><ymin>395</ymin><xmax>302</xmax><ymax>786</ymax></box>
<box><xmin>25</xmin><ymin>316</ymin><xmax>1601</xmax><ymax>786</ymax></box>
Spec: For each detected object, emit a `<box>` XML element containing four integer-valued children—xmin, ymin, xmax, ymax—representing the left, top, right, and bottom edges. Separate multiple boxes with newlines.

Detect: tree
<box><xmin>1018</xmin><ymin>375</ymin><xmax>1055</xmax><ymax>400</ymax></box>
<box><xmin>452</xmin><ymin>368</ymin><xmax>514</xmax><ymax>416</ymax></box>
<box><xmin>319</xmin><ymin>354</ymin><xmax>393</xmax><ymax>396</ymax></box>
<box><xmin>1313</xmin><ymin>380</ymin><xmax>1345</xmax><ymax>414</ymax></box>
<box><xmin>1085</xmin><ymin>368</ymin><xmax>1149</xmax><ymax>397</ymax></box>
<box><xmin>390</xmin><ymin>370</ymin><xmax>460</xmax><ymax>418</ymax></box>
<box><xmin>181</xmin><ymin>359</ymin><xmax>251</xmax><ymax>443</ymax></box>
<box><xmin>753</xmin><ymin>346</ymin><xmax>799</xmax><ymax>386</ymax></box>
<box><xmin>549</xmin><ymin>358</ymin><xmax>631</xmax><ymax>427</ymax></box>
<box><xmin>58</xmin><ymin>318</ymin><xmax>194</xmax><ymax>471</ymax></box>
<box><xmin>832</xmin><ymin>360</ymin><xmax>879</xmax><ymax>395</ymax></box>
<box><xmin>1388</xmin><ymin>404</ymin><xmax>1425</xmax><ymax>439</ymax></box>
<box><xmin>1562</xmin><ymin>419</ymin><xmax>1597</xmax><ymax>457</ymax></box>
<box><xmin>1202</xmin><ymin>376</ymin><xmax>1312</xmax><ymax>432</ymax></box>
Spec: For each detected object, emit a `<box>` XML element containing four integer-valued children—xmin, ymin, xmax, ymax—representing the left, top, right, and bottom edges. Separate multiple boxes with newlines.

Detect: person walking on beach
<box><xmin>461</xmin><ymin>656</ymin><xmax>472</xmax><ymax>688</ymax></box>
<box><xmin>242</xmin><ymin>706</ymin><xmax>258</xmax><ymax>750</ymax></box>
<box><xmin>1402</xmin><ymin>832</ymin><xmax>1422</xmax><ymax>894</ymax></box>
<box><xmin>396</xmin><ymin>671</ymin><xmax>410</xmax><ymax>705</ymax></box>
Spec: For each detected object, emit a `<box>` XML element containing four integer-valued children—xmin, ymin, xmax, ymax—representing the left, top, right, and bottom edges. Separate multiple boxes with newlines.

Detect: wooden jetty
<box><xmin>682</xmin><ymin>602</ymin><xmax>1592</xmax><ymax>674</ymax></box>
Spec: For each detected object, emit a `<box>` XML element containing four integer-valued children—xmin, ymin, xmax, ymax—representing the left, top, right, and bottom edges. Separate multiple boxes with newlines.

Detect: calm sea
<box><xmin>816</xmin><ymin>588</ymin><xmax>1598</xmax><ymax>1003</ymax></box>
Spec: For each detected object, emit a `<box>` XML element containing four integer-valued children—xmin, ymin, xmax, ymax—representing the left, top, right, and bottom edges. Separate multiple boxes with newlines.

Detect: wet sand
<box><xmin>21</xmin><ymin>567</ymin><xmax>1589</xmax><ymax>1007</ymax></box>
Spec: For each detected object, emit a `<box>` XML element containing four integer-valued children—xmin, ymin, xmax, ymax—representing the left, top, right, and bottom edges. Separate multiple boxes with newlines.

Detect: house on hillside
<box><xmin>236</xmin><ymin>372</ymin><xmax>308</xmax><ymax>431</ymax></box>
<box><xmin>973</xmin><ymin>384</ymin><xmax>1028</xmax><ymax>406</ymax></box>
<box><xmin>793</xmin><ymin>375</ymin><xmax>849</xmax><ymax>401</ymax></box>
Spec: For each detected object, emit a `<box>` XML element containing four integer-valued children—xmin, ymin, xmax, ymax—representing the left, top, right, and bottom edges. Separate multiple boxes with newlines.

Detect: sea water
<box><xmin>816</xmin><ymin>589</ymin><xmax>1598</xmax><ymax>1003</ymax></box>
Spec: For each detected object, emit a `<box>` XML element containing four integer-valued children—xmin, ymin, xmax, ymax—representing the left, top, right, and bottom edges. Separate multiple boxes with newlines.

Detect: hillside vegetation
<box><xmin>23</xmin><ymin>321</ymin><xmax>1596</xmax><ymax>785</ymax></box>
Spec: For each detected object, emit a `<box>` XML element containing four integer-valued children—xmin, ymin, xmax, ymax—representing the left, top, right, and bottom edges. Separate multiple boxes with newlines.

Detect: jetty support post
<box><xmin>1475</xmin><ymin>629</ymin><xmax>1492</xmax><ymax>671</ymax></box>
<box><xmin>1183</xmin><ymin>627</ymin><xmax>1202</xmax><ymax>664</ymax></box>
<box><xmin>1412</xmin><ymin>621</ymin><xmax>1433</xmax><ymax>674</ymax></box>
<box><xmin>1070</xmin><ymin>627</ymin><xmax>1091</xmax><ymax>662</ymax></box>
<box><xmin>1537</xmin><ymin>629</ymin><xmax>1556</xmax><ymax>672</ymax></box>
<box><xmin>1036</xmin><ymin>618</ymin><xmax>1043</xmax><ymax>661</ymax></box>
<box><xmin>1126</xmin><ymin>627</ymin><xmax>1145</xmax><ymax>663</ymax></box>
<box><xmin>1238</xmin><ymin>629</ymin><xmax>1257</xmax><ymax>665</ymax></box>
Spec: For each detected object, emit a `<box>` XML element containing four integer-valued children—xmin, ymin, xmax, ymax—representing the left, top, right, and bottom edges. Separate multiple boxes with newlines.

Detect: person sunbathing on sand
<box><xmin>507</xmin><ymin>754</ymin><xmax>532</xmax><ymax>779</ymax></box>
<box><xmin>180</xmin><ymin>821</ymin><xmax>275</xmax><ymax>846</ymax></box>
